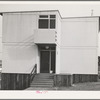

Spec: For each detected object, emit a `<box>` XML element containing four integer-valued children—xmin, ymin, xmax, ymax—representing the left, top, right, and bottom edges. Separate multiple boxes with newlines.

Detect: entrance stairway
<box><xmin>30</xmin><ymin>73</ymin><xmax>54</xmax><ymax>88</ymax></box>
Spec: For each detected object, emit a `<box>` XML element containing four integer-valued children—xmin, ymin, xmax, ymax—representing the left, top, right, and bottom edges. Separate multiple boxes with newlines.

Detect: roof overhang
<box><xmin>0</xmin><ymin>10</ymin><xmax>61</xmax><ymax>17</ymax></box>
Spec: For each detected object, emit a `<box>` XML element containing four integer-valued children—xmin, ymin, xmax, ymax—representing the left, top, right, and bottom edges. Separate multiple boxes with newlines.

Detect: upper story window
<box><xmin>38</xmin><ymin>15</ymin><xmax>56</xmax><ymax>29</ymax></box>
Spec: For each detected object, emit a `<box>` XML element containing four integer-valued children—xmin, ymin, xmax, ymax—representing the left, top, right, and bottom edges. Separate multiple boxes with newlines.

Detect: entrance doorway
<box><xmin>39</xmin><ymin>45</ymin><xmax>56</xmax><ymax>73</ymax></box>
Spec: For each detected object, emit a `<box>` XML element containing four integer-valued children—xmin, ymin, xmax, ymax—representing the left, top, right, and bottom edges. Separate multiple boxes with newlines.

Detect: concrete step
<box><xmin>33</xmin><ymin>81</ymin><xmax>53</xmax><ymax>83</ymax></box>
<box><xmin>37</xmin><ymin>73</ymin><xmax>53</xmax><ymax>76</ymax></box>
<box><xmin>34</xmin><ymin>77</ymin><xmax>53</xmax><ymax>79</ymax></box>
<box><xmin>34</xmin><ymin>76</ymin><xmax>53</xmax><ymax>78</ymax></box>
<box><xmin>29</xmin><ymin>73</ymin><xmax>54</xmax><ymax>88</ymax></box>
<box><xmin>31</xmin><ymin>80</ymin><xmax>53</xmax><ymax>83</ymax></box>
<box><xmin>30</xmin><ymin>85</ymin><xmax>53</xmax><ymax>87</ymax></box>
<box><xmin>35</xmin><ymin>75</ymin><xmax>53</xmax><ymax>77</ymax></box>
<box><xmin>32</xmin><ymin>80</ymin><xmax>53</xmax><ymax>83</ymax></box>
<box><xmin>32</xmin><ymin>81</ymin><xmax>53</xmax><ymax>83</ymax></box>
<box><xmin>36</xmin><ymin>74</ymin><xmax>53</xmax><ymax>76</ymax></box>
<box><xmin>35</xmin><ymin>77</ymin><xmax>53</xmax><ymax>79</ymax></box>
<box><xmin>33</xmin><ymin>80</ymin><xmax>53</xmax><ymax>82</ymax></box>
<box><xmin>32</xmin><ymin>78</ymin><xmax>53</xmax><ymax>80</ymax></box>
<box><xmin>35</xmin><ymin>76</ymin><xmax>53</xmax><ymax>78</ymax></box>
<box><xmin>31</xmin><ymin>83</ymin><xmax>53</xmax><ymax>85</ymax></box>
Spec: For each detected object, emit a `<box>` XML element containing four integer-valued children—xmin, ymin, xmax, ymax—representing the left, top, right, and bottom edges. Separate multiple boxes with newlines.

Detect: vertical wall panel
<box><xmin>60</xmin><ymin>17</ymin><xmax>98</xmax><ymax>74</ymax></box>
<box><xmin>0</xmin><ymin>16</ymin><xmax>2</xmax><ymax>61</ymax></box>
<box><xmin>3</xmin><ymin>13</ymin><xmax>37</xmax><ymax>43</ymax></box>
<box><xmin>60</xmin><ymin>48</ymin><xmax>98</xmax><ymax>74</ymax></box>
<box><xmin>61</xmin><ymin>18</ymin><xmax>98</xmax><ymax>46</ymax></box>
<box><xmin>2</xmin><ymin>13</ymin><xmax>38</xmax><ymax>74</ymax></box>
<box><xmin>2</xmin><ymin>44</ymin><xmax>38</xmax><ymax>73</ymax></box>
<box><xmin>98</xmin><ymin>33</ymin><xmax>100</xmax><ymax>56</ymax></box>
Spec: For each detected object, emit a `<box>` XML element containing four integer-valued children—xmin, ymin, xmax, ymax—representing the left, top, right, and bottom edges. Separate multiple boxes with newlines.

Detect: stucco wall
<box><xmin>60</xmin><ymin>17</ymin><xmax>98</xmax><ymax>74</ymax></box>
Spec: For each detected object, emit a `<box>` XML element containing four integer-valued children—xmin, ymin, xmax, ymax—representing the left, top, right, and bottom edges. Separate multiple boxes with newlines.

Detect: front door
<box><xmin>39</xmin><ymin>45</ymin><xmax>56</xmax><ymax>73</ymax></box>
<box><xmin>40</xmin><ymin>51</ymin><xmax>50</xmax><ymax>73</ymax></box>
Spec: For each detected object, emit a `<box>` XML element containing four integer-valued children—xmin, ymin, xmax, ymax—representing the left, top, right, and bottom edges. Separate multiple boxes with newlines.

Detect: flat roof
<box><xmin>0</xmin><ymin>10</ymin><xmax>62</xmax><ymax>17</ymax></box>
<box><xmin>0</xmin><ymin>10</ymin><xmax>59</xmax><ymax>14</ymax></box>
<box><xmin>0</xmin><ymin>10</ymin><xmax>99</xmax><ymax>19</ymax></box>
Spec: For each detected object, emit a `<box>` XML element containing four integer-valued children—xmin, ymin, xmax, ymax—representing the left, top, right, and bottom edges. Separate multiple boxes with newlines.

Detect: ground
<box><xmin>57</xmin><ymin>82</ymin><xmax>100</xmax><ymax>91</ymax></box>
<box><xmin>26</xmin><ymin>81</ymin><xmax>100</xmax><ymax>91</ymax></box>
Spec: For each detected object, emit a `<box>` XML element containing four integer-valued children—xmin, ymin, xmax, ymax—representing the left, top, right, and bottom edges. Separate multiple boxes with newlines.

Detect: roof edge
<box><xmin>0</xmin><ymin>10</ymin><xmax>99</xmax><ymax>18</ymax></box>
<box><xmin>0</xmin><ymin>10</ymin><xmax>62</xmax><ymax>18</ymax></box>
<box><xmin>62</xmin><ymin>16</ymin><xmax>99</xmax><ymax>19</ymax></box>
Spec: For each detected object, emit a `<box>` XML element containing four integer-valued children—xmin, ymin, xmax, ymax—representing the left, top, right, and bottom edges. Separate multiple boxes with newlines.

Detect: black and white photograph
<box><xmin>0</xmin><ymin>1</ymin><xmax>100</xmax><ymax>99</ymax></box>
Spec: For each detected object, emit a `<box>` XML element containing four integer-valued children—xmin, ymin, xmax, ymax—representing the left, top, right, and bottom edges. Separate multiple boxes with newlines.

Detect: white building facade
<box><xmin>1</xmin><ymin>10</ymin><xmax>99</xmax><ymax>90</ymax></box>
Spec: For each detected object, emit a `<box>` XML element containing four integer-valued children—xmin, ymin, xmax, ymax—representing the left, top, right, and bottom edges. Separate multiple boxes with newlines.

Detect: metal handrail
<box><xmin>30</xmin><ymin>64</ymin><xmax>37</xmax><ymax>83</ymax></box>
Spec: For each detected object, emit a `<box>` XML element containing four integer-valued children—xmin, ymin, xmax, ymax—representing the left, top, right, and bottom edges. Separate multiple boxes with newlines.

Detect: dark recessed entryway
<box><xmin>38</xmin><ymin>44</ymin><xmax>56</xmax><ymax>73</ymax></box>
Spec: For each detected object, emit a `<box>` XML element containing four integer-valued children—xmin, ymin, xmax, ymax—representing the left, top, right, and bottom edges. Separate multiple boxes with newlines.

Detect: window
<box><xmin>40</xmin><ymin>15</ymin><xmax>48</xmax><ymax>18</ymax></box>
<box><xmin>39</xmin><ymin>19</ymin><xmax>48</xmax><ymax>28</ymax></box>
<box><xmin>38</xmin><ymin>15</ymin><xmax>56</xmax><ymax>29</ymax></box>
<box><xmin>50</xmin><ymin>19</ymin><xmax>55</xmax><ymax>29</ymax></box>
<box><xmin>50</xmin><ymin>15</ymin><xmax>56</xmax><ymax>18</ymax></box>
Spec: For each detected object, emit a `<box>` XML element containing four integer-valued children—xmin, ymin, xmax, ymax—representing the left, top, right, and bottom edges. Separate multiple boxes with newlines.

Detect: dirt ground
<box><xmin>57</xmin><ymin>82</ymin><xmax>100</xmax><ymax>91</ymax></box>
<box><xmin>26</xmin><ymin>81</ymin><xmax>100</xmax><ymax>91</ymax></box>
<box><xmin>1</xmin><ymin>78</ymin><xmax>100</xmax><ymax>91</ymax></box>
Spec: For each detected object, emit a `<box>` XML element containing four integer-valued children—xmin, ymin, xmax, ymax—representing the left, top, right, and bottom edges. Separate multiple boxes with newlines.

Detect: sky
<box><xmin>1</xmin><ymin>2</ymin><xmax>100</xmax><ymax>17</ymax></box>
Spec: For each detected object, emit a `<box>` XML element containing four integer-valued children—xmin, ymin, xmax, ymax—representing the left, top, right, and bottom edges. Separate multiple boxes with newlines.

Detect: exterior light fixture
<box><xmin>45</xmin><ymin>46</ymin><xmax>49</xmax><ymax>49</ymax></box>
